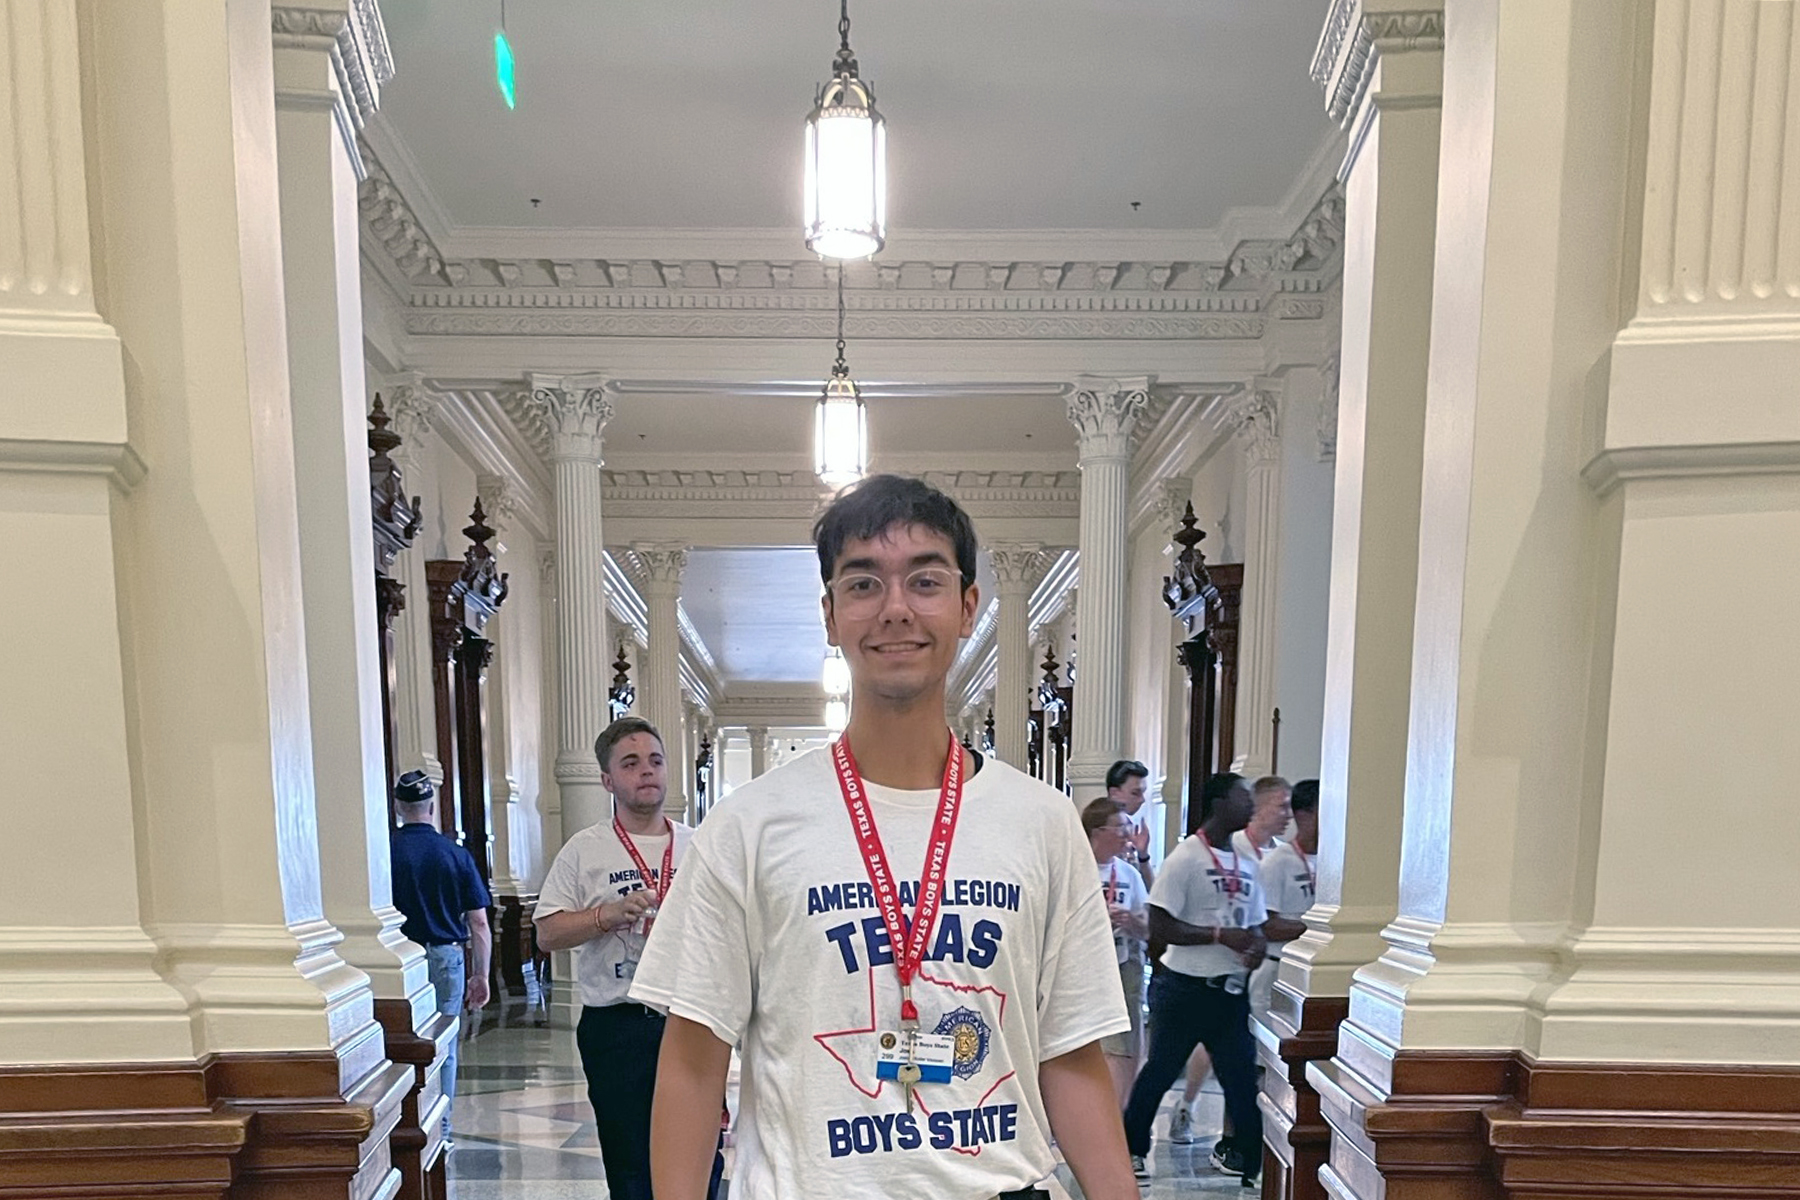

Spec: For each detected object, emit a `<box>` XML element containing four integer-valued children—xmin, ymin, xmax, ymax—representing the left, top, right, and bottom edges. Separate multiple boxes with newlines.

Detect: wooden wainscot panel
<box><xmin>0</xmin><ymin>1062</ymin><xmax>244</xmax><ymax>1199</ymax></box>
<box><xmin>1486</xmin><ymin>1059</ymin><xmax>1800</xmax><ymax>1200</ymax></box>
<box><xmin>1259</xmin><ymin>991</ymin><xmax>1349</xmax><ymax>1200</ymax></box>
<box><xmin>373</xmin><ymin>999</ymin><xmax>456</xmax><ymax>1200</ymax></box>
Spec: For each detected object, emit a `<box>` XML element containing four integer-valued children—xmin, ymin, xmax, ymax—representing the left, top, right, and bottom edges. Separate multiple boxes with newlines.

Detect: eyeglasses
<box><xmin>827</xmin><ymin>566</ymin><xmax>962</xmax><ymax>615</ymax></box>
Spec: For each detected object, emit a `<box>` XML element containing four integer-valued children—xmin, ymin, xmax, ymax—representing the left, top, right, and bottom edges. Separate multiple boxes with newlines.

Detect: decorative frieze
<box><xmin>1312</xmin><ymin>0</ymin><xmax>1446</xmax><ymax>125</ymax></box>
<box><xmin>598</xmin><ymin>468</ymin><xmax>1081</xmax><ymax>522</ymax></box>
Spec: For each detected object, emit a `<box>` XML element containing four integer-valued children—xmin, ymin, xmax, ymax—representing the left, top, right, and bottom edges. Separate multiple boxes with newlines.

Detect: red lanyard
<box><xmin>1200</xmin><ymin>833</ymin><xmax>1242</xmax><ymax>897</ymax></box>
<box><xmin>1108</xmin><ymin>862</ymin><xmax>1119</xmax><ymax>900</ymax></box>
<box><xmin>831</xmin><ymin>731</ymin><xmax>964</xmax><ymax>1026</ymax></box>
<box><xmin>613</xmin><ymin>814</ymin><xmax>675</xmax><ymax>906</ymax></box>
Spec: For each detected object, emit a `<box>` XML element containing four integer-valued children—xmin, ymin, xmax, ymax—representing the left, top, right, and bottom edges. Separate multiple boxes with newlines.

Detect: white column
<box><xmin>1226</xmin><ymin>381</ymin><xmax>1283</xmax><ymax>776</ymax></box>
<box><xmin>1278</xmin><ymin>1</ymin><xmax>1442</xmax><ymax>1012</ymax></box>
<box><xmin>1065</xmin><ymin>378</ymin><xmax>1146</xmax><ymax>798</ymax></box>
<box><xmin>537</xmin><ymin>546</ymin><xmax>561</xmax><ymax>838</ymax></box>
<box><xmin>0</xmin><ymin>0</ymin><xmax>190</xmax><ymax>1062</ymax></box>
<box><xmin>272</xmin><ymin>0</ymin><xmax>427</xmax><ymax>1012</ymax></box>
<box><xmin>523</xmin><ymin>374</ymin><xmax>613</xmax><ymax>844</ymax></box>
<box><xmin>987</xmin><ymin>543</ymin><xmax>1045</xmax><ymax>768</ymax></box>
<box><xmin>477</xmin><ymin>473</ymin><xmax>524</xmax><ymax>898</ymax></box>
<box><xmin>385</xmin><ymin>377</ymin><xmax>443</xmax><ymax>786</ymax></box>
<box><xmin>1536</xmin><ymin>0</ymin><xmax>1800</xmax><ymax>1064</ymax></box>
<box><xmin>748</xmin><ymin>725</ymin><xmax>770</xmax><ymax>778</ymax></box>
<box><xmin>633</xmin><ymin>542</ymin><xmax>690</xmax><ymax>819</ymax></box>
<box><xmin>1151</xmin><ymin>479</ymin><xmax>1195</xmax><ymax>849</ymax></box>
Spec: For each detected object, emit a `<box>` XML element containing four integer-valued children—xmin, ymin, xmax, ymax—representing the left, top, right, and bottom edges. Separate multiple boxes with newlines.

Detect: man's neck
<box><xmin>1091</xmin><ymin>844</ymin><xmax>1109</xmax><ymax>865</ymax></box>
<box><xmin>1201</xmin><ymin>821</ymin><xmax>1245</xmax><ymax>850</ymax></box>
<box><xmin>1299</xmin><ymin>832</ymin><xmax>1318</xmax><ymax>854</ymax></box>
<box><xmin>613</xmin><ymin>802</ymin><xmax>667</xmax><ymax>836</ymax></box>
<box><xmin>843</xmin><ymin>690</ymin><xmax>960</xmax><ymax>790</ymax></box>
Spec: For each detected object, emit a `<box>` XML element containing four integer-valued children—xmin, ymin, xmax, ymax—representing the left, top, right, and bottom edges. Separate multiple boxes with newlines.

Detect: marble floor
<box><xmin>447</xmin><ymin>1010</ymin><xmax>1253</xmax><ymax>1198</ymax></box>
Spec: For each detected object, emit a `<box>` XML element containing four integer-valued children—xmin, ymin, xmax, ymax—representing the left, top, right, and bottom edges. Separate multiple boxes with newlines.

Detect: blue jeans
<box><xmin>425</xmin><ymin>943</ymin><xmax>464</xmax><ymax>1137</ymax></box>
<box><xmin>1121</xmin><ymin>969</ymin><xmax>1261</xmax><ymax>1161</ymax></box>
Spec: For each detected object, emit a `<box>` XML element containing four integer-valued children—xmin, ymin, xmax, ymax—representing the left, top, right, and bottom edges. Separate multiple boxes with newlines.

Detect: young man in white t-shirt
<box><xmin>533</xmin><ymin>717</ymin><xmax>717</xmax><ymax>1200</ymax></box>
<box><xmin>1083</xmin><ymin>797</ymin><xmax>1149</xmax><ymax>1107</ymax></box>
<box><xmin>1122</xmin><ymin>783</ymin><xmax>1268</xmax><ymax>1186</ymax></box>
<box><xmin>632</xmin><ymin>475</ymin><xmax>1136</xmax><ymax>1200</ymax></box>
<box><xmin>1258</xmin><ymin>779</ymin><xmax>1318</xmax><ymax>976</ymax></box>
<box><xmin>1233</xmin><ymin>775</ymin><xmax>1292</xmax><ymax>1018</ymax></box>
<box><xmin>1105</xmin><ymin>759</ymin><xmax>1154</xmax><ymax>887</ymax></box>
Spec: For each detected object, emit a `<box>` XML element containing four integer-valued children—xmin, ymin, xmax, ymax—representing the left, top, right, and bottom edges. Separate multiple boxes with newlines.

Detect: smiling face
<box><xmin>821</xmin><ymin>522</ymin><xmax>979</xmax><ymax>710</ymax></box>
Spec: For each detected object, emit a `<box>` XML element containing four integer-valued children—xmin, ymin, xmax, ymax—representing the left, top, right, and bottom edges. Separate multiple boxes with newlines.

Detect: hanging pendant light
<box><xmin>815</xmin><ymin>265</ymin><xmax>868</xmax><ymax>488</ymax></box>
<box><xmin>803</xmin><ymin>0</ymin><xmax>886</xmax><ymax>260</ymax></box>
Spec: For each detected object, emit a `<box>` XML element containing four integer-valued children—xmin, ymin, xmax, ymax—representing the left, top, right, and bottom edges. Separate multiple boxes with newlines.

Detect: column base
<box><xmin>374</xmin><ymin>1000</ymin><xmax>456</xmax><ymax>1200</ymax></box>
<box><xmin>1310</xmin><ymin>1021</ymin><xmax>1800</xmax><ymax>1200</ymax></box>
<box><xmin>1257</xmin><ymin>986</ymin><xmax>1348</xmax><ymax>1200</ymax></box>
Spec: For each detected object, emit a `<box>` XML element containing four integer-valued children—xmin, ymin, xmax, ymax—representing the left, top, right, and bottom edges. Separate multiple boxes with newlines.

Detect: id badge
<box><xmin>874</xmin><ymin>1031</ymin><xmax>956</xmax><ymax>1084</ymax></box>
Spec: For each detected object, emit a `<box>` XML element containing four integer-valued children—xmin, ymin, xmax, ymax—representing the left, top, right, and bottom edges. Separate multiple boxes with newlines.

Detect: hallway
<box><xmin>447</xmin><ymin>1015</ymin><xmax>1247</xmax><ymax>1198</ymax></box>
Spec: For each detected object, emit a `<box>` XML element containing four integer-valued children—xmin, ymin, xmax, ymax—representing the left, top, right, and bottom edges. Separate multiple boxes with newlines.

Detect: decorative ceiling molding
<box><xmin>1312</xmin><ymin>0</ymin><xmax>1446</xmax><ymax>125</ymax></box>
<box><xmin>597</xmin><ymin>468</ymin><xmax>1081</xmax><ymax>523</ymax></box>
<box><xmin>358</xmin><ymin>136</ymin><xmax>1344</xmax><ymax>343</ymax></box>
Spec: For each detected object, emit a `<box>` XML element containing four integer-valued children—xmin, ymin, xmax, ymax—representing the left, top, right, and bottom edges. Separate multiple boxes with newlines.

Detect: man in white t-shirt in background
<box><xmin>532</xmin><ymin>717</ymin><xmax>718</xmax><ymax>1200</ymax></box>
<box><xmin>1122</xmin><ymin>782</ymin><xmax>1268</xmax><ymax>1187</ymax></box>
<box><xmin>1084</xmin><ymin>797</ymin><xmax>1149</xmax><ymax>1106</ymax></box>
<box><xmin>1106</xmin><ymin>760</ymin><xmax>1154</xmax><ymax>888</ymax></box>
<box><xmin>1257</xmin><ymin>778</ymin><xmax>1318</xmax><ymax>1003</ymax></box>
<box><xmin>633</xmin><ymin>474</ymin><xmax>1137</xmax><ymax>1200</ymax></box>
<box><xmin>1232</xmin><ymin>776</ymin><xmax>1292</xmax><ymax>1019</ymax></box>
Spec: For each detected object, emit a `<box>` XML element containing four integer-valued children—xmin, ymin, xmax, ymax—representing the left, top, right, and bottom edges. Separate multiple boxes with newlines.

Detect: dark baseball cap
<box><xmin>394</xmin><ymin>770</ymin><xmax>435</xmax><ymax>805</ymax></box>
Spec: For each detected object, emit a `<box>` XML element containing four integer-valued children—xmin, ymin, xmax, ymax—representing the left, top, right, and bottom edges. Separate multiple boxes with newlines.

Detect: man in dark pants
<box><xmin>1122</xmin><ymin>781</ymin><xmax>1268</xmax><ymax>1186</ymax></box>
<box><xmin>532</xmin><ymin>717</ymin><xmax>720</xmax><ymax>1200</ymax></box>
<box><xmin>389</xmin><ymin>770</ymin><xmax>492</xmax><ymax>1143</ymax></box>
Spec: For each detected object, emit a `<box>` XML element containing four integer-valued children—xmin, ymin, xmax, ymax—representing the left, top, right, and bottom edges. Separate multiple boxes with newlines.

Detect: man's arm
<box><xmin>1041</xmin><ymin>1042</ymin><xmax>1139</xmax><ymax>1200</ymax></box>
<box><xmin>1263</xmin><ymin>912</ymin><xmax>1307</xmax><ymax>943</ymax></box>
<box><xmin>464</xmin><ymin>907</ymin><xmax>492</xmax><ymax>1009</ymax></box>
<box><xmin>533</xmin><ymin>890</ymin><xmax>654</xmax><ymax>952</ymax></box>
<box><xmin>651</xmin><ymin>1014</ymin><xmax>731</xmax><ymax>1200</ymax></box>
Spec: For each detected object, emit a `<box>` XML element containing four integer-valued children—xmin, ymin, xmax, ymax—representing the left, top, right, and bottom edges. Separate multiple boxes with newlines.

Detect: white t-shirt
<box><xmin>1258</xmin><ymin>841</ymin><xmax>1316</xmax><ymax>959</ymax></box>
<box><xmin>1231</xmin><ymin>827</ymin><xmax>1278</xmax><ymax>863</ymax></box>
<box><xmin>1148</xmin><ymin>832</ymin><xmax>1268</xmax><ymax>979</ymax></box>
<box><xmin>629</xmin><ymin>749</ymin><xmax>1127</xmax><ymax>1200</ymax></box>
<box><xmin>534</xmin><ymin>817</ymin><xmax>695</xmax><ymax>1008</ymax></box>
<box><xmin>1098</xmin><ymin>856</ymin><xmax>1148</xmax><ymax>965</ymax></box>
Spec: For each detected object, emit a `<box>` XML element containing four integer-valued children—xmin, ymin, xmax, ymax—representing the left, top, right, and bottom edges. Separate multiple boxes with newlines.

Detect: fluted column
<box><xmin>988</xmin><ymin>543</ymin><xmax>1046</xmax><ymax>768</ymax></box>
<box><xmin>385</xmin><ymin>379</ymin><xmax>444</xmax><ymax>786</ymax></box>
<box><xmin>1152</xmin><ymin>479</ymin><xmax>1195</xmax><ymax>848</ymax></box>
<box><xmin>522</xmin><ymin>374</ymin><xmax>613</xmax><ymax>843</ymax></box>
<box><xmin>1227</xmin><ymin>382</ymin><xmax>1283</xmax><ymax>776</ymax></box>
<box><xmin>1065</xmin><ymin>377</ymin><xmax>1148</xmax><ymax>797</ymax></box>
<box><xmin>477</xmin><ymin>473</ymin><xmax>524</xmax><ymax>896</ymax></box>
<box><xmin>633</xmin><ymin>542</ymin><xmax>690</xmax><ymax>819</ymax></box>
<box><xmin>273</xmin><ymin>5</ymin><xmax>425</xmax><ymax>1010</ymax></box>
<box><xmin>748</xmin><ymin>725</ymin><xmax>770</xmax><ymax>778</ymax></box>
<box><xmin>0</xmin><ymin>0</ymin><xmax>190</xmax><ymax>1063</ymax></box>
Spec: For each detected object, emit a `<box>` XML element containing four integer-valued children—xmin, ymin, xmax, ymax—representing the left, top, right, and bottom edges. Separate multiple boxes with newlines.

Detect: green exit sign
<box><xmin>495</xmin><ymin>29</ymin><xmax>516</xmax><ymax>109</ymax></box>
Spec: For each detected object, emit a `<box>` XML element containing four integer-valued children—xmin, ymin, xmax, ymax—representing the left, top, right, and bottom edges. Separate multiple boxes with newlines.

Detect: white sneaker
<box><xmin>1131</xmin><ymin>1153</ymin><xmax>1151</xmax><ymax>1185</ymax></box>
<box><xmin>1168</xmin><ymin>1102</ymin><xmax>1198</xmax><ymax>1144</ymax></box>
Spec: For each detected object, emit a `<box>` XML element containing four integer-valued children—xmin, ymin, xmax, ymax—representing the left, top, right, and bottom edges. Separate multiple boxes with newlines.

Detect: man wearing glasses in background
<box><xmin>633</xmin><ymin>474</ymin><xmax>1138</xmax><ymax>1200</ymax></box>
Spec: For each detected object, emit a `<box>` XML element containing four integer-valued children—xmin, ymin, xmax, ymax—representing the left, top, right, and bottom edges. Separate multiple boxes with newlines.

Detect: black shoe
<box><xmin>1210</xmin><ymin>1142</ymin><xmax>1255</xmax><ymax>1178</ymax></box>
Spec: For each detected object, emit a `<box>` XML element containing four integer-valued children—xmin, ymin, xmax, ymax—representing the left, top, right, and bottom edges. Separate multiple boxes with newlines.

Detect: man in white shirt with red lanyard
<box><xmin>1122</xmin><ymin>782</ymin><xmax>1268</xmax><ymax>1187</ymax></box>
<box><xmin>1084</xmin><ymin>797</ymin><xmax>1149</xmax><ymax>1106</ymax></box>
<box><xmin>632</xmin><ymin>474</ymin><xmax>1137</xmax><ymax>1200</ymax></box>
<box><xmin>1231</xmin><ymin>776</ymin><xmax>1292</xmax><ymax>1019</ymax></box>
<box><xmin>1258</xmin><ymin>779</ymin><xmax>1318</xmax><ymax>979</ymax></box>
<box><xmin>533</xmin><ymin>717</ymin><xmax>719</xmax><ymax>1200</ymax></box>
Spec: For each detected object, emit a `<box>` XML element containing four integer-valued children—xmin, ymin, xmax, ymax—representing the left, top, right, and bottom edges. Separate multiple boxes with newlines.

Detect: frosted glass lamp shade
<box><xmin>814</xmin><ymin>373</ymin><xmax>868</xmax><ymax>489</ymax></box>
<box><xmin>804</xmin><ymin>75</ymin><xmax>886</xmax><ymax>260</ymax></box>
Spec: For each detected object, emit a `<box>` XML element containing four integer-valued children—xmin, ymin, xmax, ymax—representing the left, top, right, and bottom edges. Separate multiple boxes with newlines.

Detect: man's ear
<box><xmin>822</xmin><ymin>593</ymin><xmax>839</xmax><ymax>647</ymax></box>
<box><xmin>958</xmin><ymin>583</ymin><xmax>980</xmax><ymax>639</ymax></box>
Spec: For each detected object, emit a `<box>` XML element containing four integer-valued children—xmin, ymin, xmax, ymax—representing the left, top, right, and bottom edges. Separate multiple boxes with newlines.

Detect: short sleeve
<box><xmin>1126</xmin><ymin>868</ymin><xmax>1149</xmax><ymax>914</ymax></box>
<box><xmin>1244</xmin><ymin>872</ymin><xmax>1269</xmax><ymax>927</ymax></box>
<box><xmin>532</xmin><ymin>839</ymin><xmax>584</xmax><ymax>919</ymax></box>
<box><xmin>1035</xmin><ymin>802</ymin><xmax>1131</xmax><ymax>1061</ymax></box>
<box><xmin>459</xmin><ymin>847</ymin><xmax>493</xmax><ymax>913</ymax></box>
<box><xmin>1257</xmin><ymin>852</ymin><xmax>1296</xmax><ymax>915</ymax></box>
<box><xmin>629</xmin><ymin>836</ymin><xmax>753</xmax><ymax>1047</ymax></box>
<box><xmin>1147</xmin><ymin>851</ymin><xmax>1190</xmax><ymax>917</ymax></box>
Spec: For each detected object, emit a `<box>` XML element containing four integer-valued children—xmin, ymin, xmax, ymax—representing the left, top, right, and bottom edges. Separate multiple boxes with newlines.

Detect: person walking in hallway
<box><xmin>1087</xmin><ymin>797</ymin><xmax>1150</xmax><ymax>1106</ymax></box>
<box><xmin>533</xmin><ymin>717</ymin><xmax>720</xmax><ymax>1200</ymax></box>
<box><xmin>633</xmin><ymin>474</ymin><xmax>1138</xmax><ymax>1200</ymax></box>
<box><xmin>389</xmin><ymin>770</ymin><xmax>492</xmax><ymax>1143</ymax></box>
<box><xmin>1122</xmin><ymin>781</ymin><xmax>1267</xmax><ymax>1186</ymax></box>
<box><xmin>1106</xmin><ymin>759</ymin><xmax>1155</xmax><ymax>887</ymax></box>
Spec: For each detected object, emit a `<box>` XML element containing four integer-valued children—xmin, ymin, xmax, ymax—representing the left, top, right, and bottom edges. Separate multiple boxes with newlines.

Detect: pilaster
<box><xmin>632</xmin><ymin>541</ymin><xmax>690</xmax><ymax>819</ymax></box>
<box><xmin>477</xmin><ymin>472</ymin><xmax>525</xmax><ymax>898</ymax></box>
<box><xmin>1226</xmin><ymin>380</ymin><xmax>1283</xmax><ymax>777</ymax></box>
<box><xmin>748</xmin><ymin>725</ymin><xmax>770</xmax><ymax>778</ymax></box>
<box><xmin>1065</xmin><ymin>375</ymin><xmax>1148</xmax><ymax>797</ymax></box>
<box><xmin>522</xmin><ymin>373</ymin><xmax>614</xmax><ymax>843</ymax></box>
<box><xmin>384</xmin><ymin>378</ymin><xmax>444</xmax><ymax>787</ymax></box>
<box><xmin>987</xmin><ymin>542</ymin><xmax>1046</xmax><ymax>769</ymax></box>
<box><xmin>1150</xmin><ymin>478</ymin><xmax>1195</xmax><ymax>847</ymax></box>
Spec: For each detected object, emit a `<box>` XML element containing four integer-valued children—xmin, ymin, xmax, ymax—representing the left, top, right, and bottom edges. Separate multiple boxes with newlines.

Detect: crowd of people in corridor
<box><xmin>386</xmin><ymin>474</ymin><xmax>1320</xmax><ymax>1200</ymax></box>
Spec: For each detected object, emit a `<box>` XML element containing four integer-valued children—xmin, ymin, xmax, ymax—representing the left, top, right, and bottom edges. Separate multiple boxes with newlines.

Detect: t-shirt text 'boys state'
<box><xmin>629</xmin><ymin>749</ymin><xmax>1127</xmax><ymax>1200</ymax></box>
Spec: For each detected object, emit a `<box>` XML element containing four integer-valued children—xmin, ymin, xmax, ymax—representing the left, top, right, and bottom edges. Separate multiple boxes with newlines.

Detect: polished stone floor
<box><xmin>446</xmin><ymin>1006</ymin><xmax>1252</xmax><ymax>1198</ymax></box>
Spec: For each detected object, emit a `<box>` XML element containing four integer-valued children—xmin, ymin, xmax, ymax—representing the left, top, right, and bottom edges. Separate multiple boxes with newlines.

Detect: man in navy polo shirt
<box><xmin>390</xmin><ymin>770</ymin><xmax>492</xmax><ymax>1140</ymax></box>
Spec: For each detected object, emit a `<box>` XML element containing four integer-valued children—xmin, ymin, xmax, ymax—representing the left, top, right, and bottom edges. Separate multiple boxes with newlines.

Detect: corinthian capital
<box><xmin>1226</xmin><ymin>382</ymin><xmax>1282</xmax><ymax>464</ymax></box>
<box><xmin>523</xmin><ymin>373</ymin><xmax>614</xmax><ymax>463</ymax></box>
<box><xmin>476</xmin><ymin>473</ymin><xmax>522</xmax><ymax>535</ymax></box>
<box><xmin>631</xmin><ymin>541</ymin><xmax>690</xmax><ymax>591</ymax></box>
<box><xmin>1151</xmin><ymin>477</ymin><xmax>1194</xmax><ymax>534</ymax></box>
<box><xmin>1067</xmin><ymin>376</ymin><xmax>1151</xmax><ymax>461</ymax></box>
<box><xmin>987</xmin><ymin>542</ymin><xmax>1047</xmax><ymax>590</ymax></box>
<box><xmin>382</xmin><ymin>374</ymin><xmax>437</xmax><ymax>445</ymax></box>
